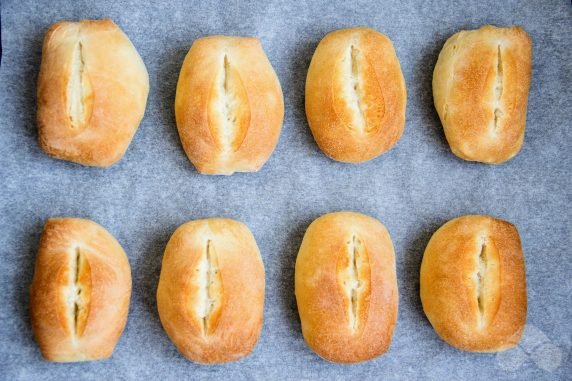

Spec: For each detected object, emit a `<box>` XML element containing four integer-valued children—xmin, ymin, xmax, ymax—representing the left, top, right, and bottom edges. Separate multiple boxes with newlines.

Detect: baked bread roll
<box><xmin>420</xmin><ymin>215</ymin><xmax>527</xmax><ymax>352</ymax></box>
<box><xmin>295</xmin><ymin>212</ymin><xmax>398</xmax><ymax>363</ymax></box>
<box><xmin>305</xmin><ymin>28</ymin><xmax>406</xmax><ymax>163</ymax></box>
<box><xmin>157</xmin><ymin>218</ymin><xmax>265</xmax><ymax>363</ymax></box>
<box><xmin>433</xmin><ymin>26</ymin><xmax>532</xmax><ymax>164</ymax></box>
<box><xmin>37</xmin><ymin>19</ymin><xmax>149</xmax><ymax>166</ymax></box>
<box><xmin>175</xmin><ymin>36</ymin><xmax>284</xmax><ymax>175</ymax></box>
<box><xmin>30</xmin><ymin>218</ymin><xmax>132</xmax><ymax>362</ymax></box>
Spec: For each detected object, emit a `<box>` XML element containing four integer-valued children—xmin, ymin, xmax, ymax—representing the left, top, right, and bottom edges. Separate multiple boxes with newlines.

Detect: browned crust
<box><xmin>305</xmin><ymin>27</ymin><xmax>407</xmax><ymax>163</ymax></box>
<box><xmin>433</xmin><ymin>25</ymin><xmax>532</xmax><ymax>164</ymax></box>
<box><xmin>156</xmin><ymin>218</ymin><xmax>265</xmax><ymax>364</ymax></box>
<box><xmin>37</xmin><ymin>19</ymin><xmax>149</xmax><ymax>166</ymax></box>
<box><xmin>295</xmin><ymin>212</ymin><xmax>398</xmax><ymax>363</ymax></box>
<box><xmin>174</xmin><ymin>36</ymin><xmax>284</xmax><ymax>175</ymax></box>
<box><xmin>420</xmin><ymin>215</ymin><xmax>527</xmax><ymax>352</ymax></box>
<box><xmin>29</xmin><ymin>218</ymin><xmax>132</xmax><ymax>362</ymax></box>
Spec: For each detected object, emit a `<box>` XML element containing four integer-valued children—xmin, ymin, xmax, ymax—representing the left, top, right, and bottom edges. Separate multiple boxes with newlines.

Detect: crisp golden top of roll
<box><xmin>175</xmin><ymin>36</ymin><xmax>284</xmax><ymax>175</ymax></box>
<box><xmin>295</xmin><ymin>212</ymin><xmax>398</xmax><ymax>363</ymax></box>
<box><xmin>157</xmin><ymin>218</ymin><xmax>265</xmax><ymax>364</ymax></box>
<box><xmin>433</xmin><ymin>25</ymin><xmax>532</xmax><ymax>164</ymax></box>
<box><xmin>37</xmin><ymin>19</ymin><xmax>149</xmax><ymax>166</ymax></box>
<box><xmin>420</xmin><ymin>215</ymin><xmax>527</xmax><ymax>352</ymax></box>
<box><xmin>30</xmin><ymin>218</ymin><xmax>132</xmax><ymax>362</ymax></box>
<box><xmin>305</xmin><ymin>28</ymin><xmax>406</xmax><ymax>163</ymax></box>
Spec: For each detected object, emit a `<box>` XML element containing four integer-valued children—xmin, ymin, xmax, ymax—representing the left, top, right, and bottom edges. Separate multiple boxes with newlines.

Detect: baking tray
<box><xmin>0</xmin><ymin>0</ymin><xmax>570</xmax><ymax>380</ymax></box>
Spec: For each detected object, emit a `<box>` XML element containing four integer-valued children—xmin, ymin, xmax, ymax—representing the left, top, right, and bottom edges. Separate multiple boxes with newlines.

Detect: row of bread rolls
<box><xmin>30</xmin><ymin>213</ymin><xmax>527</xmax><ymax>363</ymax></box>
<box><xmin>37</xmin><ymin>19</ymin><xmax>532</xmax><ymax>170</ymax></box>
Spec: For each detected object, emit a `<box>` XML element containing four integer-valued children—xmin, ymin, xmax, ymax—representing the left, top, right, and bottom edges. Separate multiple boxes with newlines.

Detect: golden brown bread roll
<box><xmin>30</xmin><ymin>218</ymin><xmax>132</xmax><ymax>362</ymax></box>
<box><xmin>157</xmin><ymin>218</ymin><xmax>265</xmax><ymax>363</ymax></box>
<box><xmin>420</xmin><ymin>215</ymin><xmax>527</xmax><ymax>352</ymax></box>
<box><xmin>37</xmin><ymin>19</ymin><xmax>149</xmax><ymax>166</ymax></box>
<box><xmin>295</xmin><ymin>212</ymin><xmax>398</xmax><ymax>363</ymax></box>
<box><xmin>433</xmin><ymin>25</ymin><xmax>532</xmax><ymax>164</ymax></box>
<box><xmin>175</xmin><ymin>36</ymin><xmax>284</xmax><ymax>175</ymax></box>
<box><xmin>305</xmin><ymin>28</ymin><xmax>407</xmax><ymax>163</ymax></box>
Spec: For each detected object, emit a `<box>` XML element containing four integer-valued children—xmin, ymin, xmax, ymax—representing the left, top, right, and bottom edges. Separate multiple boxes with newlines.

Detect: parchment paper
<box><xmin>0</xmin><ymin>1</ymin><xmax>570</xmax><ymax>380</ymax></box>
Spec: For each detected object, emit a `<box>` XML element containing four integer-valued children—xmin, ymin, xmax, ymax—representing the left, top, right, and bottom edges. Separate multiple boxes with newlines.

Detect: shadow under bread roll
<box><xmin>30</xmin><ymin>218</ymin><xmax>132</xmax><ymax>362</ymax></box>
<box><xmin>305</xmin><ymin>27</ymin><xmax>406</xmax><ymax>163</ymax></box>
<box><xmin>157</xmin><ymin>218</ymin><xmax>265</xmax><ymax>364</ymax></box>
<box><xmin>420</xmin><ymin>215</ymin><xmax>527</xmax><ymax>352</ymax></box>
<box><xmin>295</xmin><ymin>211</ymin><xmax>398</xmax><ymax>363</ymax></box>
<box><xmin>175</xmin><ymin>36</ymin><xmax>284</xmax><ymax>175</ymax></box>
<box><xmin>37</xmin><ymin>19</ymin><xmax>149</xmax><ymax>166</ymax></box>
<box><xmin>433</xmin><ymin>25</ymin><xmax>532</xmax><ymax>164</ymax></box>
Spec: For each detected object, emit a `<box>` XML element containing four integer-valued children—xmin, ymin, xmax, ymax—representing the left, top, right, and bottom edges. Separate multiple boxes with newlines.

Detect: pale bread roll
<box><xmin>420</xmin><ymin>215</ymin><xmax>527</xmax><ymax>352</ymax></box>
<box><xmin>37</xmin><ymin>19</ymin><xmax>149</xmax><ymax>166</ymax></box>
<box><xmin>305</xmin><ymin>28</ymin><xmax>407</xmax><ymax>163</ymax></box>
<box><xmin>30</xmin><ymin>218</ymin><xmax>132</xmax><ymax>362</ymax></box>
<box><xmin>295</xmin><ymin>212</ymin><xmax>398</xmax><ymax>363</ymax></box>
<box><xmin>433</xmin><ymin>25</ymin><xmax>532</xmax><ymax>164</ymax></box>
<box><xmin>175</xmin><ymin>36</ymin><xmax>284</xmax><ymax>175</ymax></box>
<box><xmin>157</xmin><ymin>218</ymin><xmax>265</xmax><ymax>363</ymax></box>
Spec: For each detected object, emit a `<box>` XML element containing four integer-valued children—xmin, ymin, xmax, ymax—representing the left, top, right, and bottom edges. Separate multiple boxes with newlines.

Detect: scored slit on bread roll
<box><xmin>433</xmin><ymin>25</ymin><xmax>532</xmax><ymax>164</ymax></box>
<box><xmin>295</xmin><ymin>212</ymin><xmax>398</xmax><ymax>363</ymax></box>
<box><xmin>157</xmin><ymin>218</ymin><xmax>265</xmax><ymax>363</ymax></box>
<box><xmin>175</xmin><ymin>36</ymin><xmax>284</xmax><ymax>175</ymax></box>
<box><xmin>37</xmin><ymin>19</ymin><xmax>149</xmax><ymax>166</ymax></box>
<box><xmin>305</xmin><ymin>27</ymin><xmax>406</xmax><ymax>163</ymax></box>
<box><xmin>420</xmin><ymin>215</ymin><xmax>527</xmax><ymax>352</ymax></box>
<box><xmin>29</xmin><ymin>218</ymin><xmax>132</xmax><ymax>362</ymax></box>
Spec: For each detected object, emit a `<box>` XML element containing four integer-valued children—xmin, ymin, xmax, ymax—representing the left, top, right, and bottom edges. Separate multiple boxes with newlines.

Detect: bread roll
<box><xmin>37</xmin><ymin>19</ymin><xmax>149</xmax><ymax>166</ymax></box>
<box><xmin>305</xmin><ymin>28</ymin><xmax>406</xmax><ymax>163</ymax></box>
<box><xmin>433</xmin><ymin>25</ymin><xmax>532</xmax><ymax>164</ymax></box>
<box><xmin>295</xmin><ymin>212</ymin><xmax>398</xmax><ymax>363</ymax></box>
<box><xmin>157</xmin><ymin>218</ymin><xmax>265</xmax><ymax>363</ymax></box>
<box><xmin>30</xmin><ymin>218</ymin><xmax>132</xmax><ymax>362</ymax></box>
<box><xmin>175</xmin><ymin>36</ymin><xmax>284</xmax><ymax>175</ymax></box>
<box><xmin>420</xmin><ymin>215</ymin><xmax>527</xmax><ymax>352</ymax></box>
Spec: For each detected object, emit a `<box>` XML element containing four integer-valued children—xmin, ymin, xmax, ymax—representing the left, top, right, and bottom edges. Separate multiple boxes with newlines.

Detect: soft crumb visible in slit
<box><xmin>493</xmin><ymin>44</ymin><xmax>504</xmax><ymax>130</ymax></box>
<box><xmin>67</xmin><ymin>246</ymin><xmax>83</xmax><ymax>337</ymax></box>
<box><xmin>477</xmin><ymin>240</ymin><xmax>487</xmax><ymax>328</ymax></box>
<box><xmin>196</xmin><ymin>239</ymin><xmax>220</xmax><ymax>336</ymax></box>
<box><xmin>67</xmin><ymin>37</ymin><xmax>86</xmax><ymax>128</ymax></box>
<box><xmin>343</xmin><ymin>45</ymin><xmax>368</xmax><ymax>133</ymax></box>
<box><xmin>343</xmin><ymin>235</ymin><xmax>366</xmax><ymax>332</ymax></box>
<box><xmin>207</xmin><ymin>52</ymin><xmax>251</xmax><ymax>158</ymax></box>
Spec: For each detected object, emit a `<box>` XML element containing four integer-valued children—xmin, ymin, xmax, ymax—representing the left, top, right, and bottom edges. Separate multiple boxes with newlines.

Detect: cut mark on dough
<box><xmin>346</xmin><ymin>235</ymin><xmax>364</xmax><ymax>331</ymax></box>
<box><xmin>220</xmin><ymin>55</ymin><xmax>236</xmax><ymax>149</ymax></box>
<box><xmin>208</xmin><ymin>54</ymin><xmax>250</xmax><ymax>153</ymax></box>
<box><xmin>493</xmin><ymin>45</ymin><xmax>504</xmax><ymax>130</ymax></box>
<box><xmin>73</xmin><ymin>248</ymin><xmax>81</xmax><ymax>334</ymax></box>
<box><xmin>197</xmin><ymin>240</ymin><xmax>221</xmax><ymax>336</ymax></box>
<box><xmin>476</xmin><ymin>241</ymin><xmax>488</xmax><ymax>328</ymax></box>
<box><xmin>348</xmin><ymin>45</ymin><xmax>367</xmax><ymax>132</ymax></box>
<box><xmin>68</xmin><ymin>247</ymin><xmax>89</xmax><ymax>337</ymax></box>
<box><xmin>338</xmin><ymin>234</ymin><xmax>371</xmax><ymax>333</ymax></box>
<box><xmin>474</xmin><ymin>237</ymin><xmax>501</xmax><ymax>330</ymax></box>
<box><xmin>67</xmin><ymin>40</ymin><xmax>87</xmax><ymax>128</ymax></box>
<box><xmin>334</xmin><ymin>43</ymin><xmax>384</xmax><ymax>133</ymax></box>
